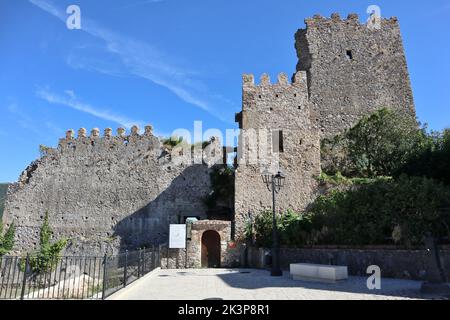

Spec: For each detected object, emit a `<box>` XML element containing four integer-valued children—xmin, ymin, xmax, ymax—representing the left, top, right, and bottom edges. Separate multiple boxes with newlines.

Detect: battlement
<box><xmin>243</xmin><ymin>71</ymin><xmax>307</xmax><ymax>90</ymax></box>
<box><xmin>38</xmin><ymin>124</ymin><xmax>162</xmax><ymax>159</ymax></box>
<box><xmin>295</xmin><ymin>13</ymin><xmax>415</xmax><ymax>138</ymax></box>
<box><xmin>62</xmin><ymin>125</ymin><xmax>154</xmax><ymax>141</ymax></box>
<box><xmin>303</xmin><ymin>12</ymin><xmax>398</xmax><ymax>29</ymax></box>
<box><xmin>48</xmin><ymin>124</ymin><xmax>223</xmax><ymax>167</ymax></box>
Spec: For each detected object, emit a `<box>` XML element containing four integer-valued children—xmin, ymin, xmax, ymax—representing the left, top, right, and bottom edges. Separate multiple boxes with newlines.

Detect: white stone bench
<box><xmin>290</xmin><ymin>263</ymin><xmax>348</xmax><ymax>283</ymax></box>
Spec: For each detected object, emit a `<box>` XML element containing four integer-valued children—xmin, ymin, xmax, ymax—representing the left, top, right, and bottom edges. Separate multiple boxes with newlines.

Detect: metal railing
<box><xmin>0</xmin><ymin>247</ymin><xmax>160</xmax><ymax>300</ymax></box>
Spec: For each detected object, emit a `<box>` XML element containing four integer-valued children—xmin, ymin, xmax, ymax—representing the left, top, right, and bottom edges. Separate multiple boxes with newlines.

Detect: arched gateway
<box><xmin>201</xmin><ymin>230</ymin><xmax>221</xmax><ymax>268</ymax></box>
<box><xmin>185</xmin><ymin>220</ymin><xmax>237</xmax><ymax>268</ymax></box>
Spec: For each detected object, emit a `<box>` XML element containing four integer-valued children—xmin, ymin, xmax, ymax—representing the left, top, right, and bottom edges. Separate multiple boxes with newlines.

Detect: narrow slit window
<box><xmin>346</xmin><ymin>50</ymin><xmax>353</xmax><ymax>60</ymax></box>
<box><xmin>272</xmin><ymin>130</ymin><xmax>284</xmax><ymax>153</ymax></box>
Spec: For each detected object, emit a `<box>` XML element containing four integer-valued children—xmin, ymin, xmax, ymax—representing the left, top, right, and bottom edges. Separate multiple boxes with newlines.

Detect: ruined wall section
<box><xmin>2</xmin><ymin>126</ymin><xmax>221</xmax><ymax>255</ymax></box>
<box><xmin>234</xmin><ymin>72</ymin><xmax>321</xmax><ymax>239</ymax></box>
<box><xmin>295</xmin><ymin>13</ymin><xmax>416</xmax><ymax>137</ymax></box>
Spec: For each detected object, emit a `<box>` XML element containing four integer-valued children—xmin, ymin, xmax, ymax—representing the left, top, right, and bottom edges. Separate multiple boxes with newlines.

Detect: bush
<box><xmin>251</xmin><ymin>176</ymin><xmax>450</xmax><ymax>247</ymax></box>
<box><xmin>20</xmin><ymin>211</ymin><xmax>68</xmax><ymax>273</ymax></box>
<box><xmin>203</xmin><ymin>165</ymin><xmax>234</xmax><ymax>210</ymax></box>
<box><xmin>307</xmin><ymin>108</ymin><xmax>450</xmax><ymax>248</ymax></box>
<box><xmin>397</xmin><ymin>129</ymin><xmax>450</xmax><ymax>186</ymax></box>
<box><xmin>0</xmin><ymin>221</ymin><xmax>15</xmax><ymax>256</ymax></box>
<box><xmin>309</xmin><ymin>175</ymin><xmax>450</xmax><ymax>246</ymax></box>
<box><xmin>252</xmin><ymin>210</ymin><xmax>315</xmax><ymax>247</ymax></box>
<box><xmin>161</xmin><ymin>136</ymin><xmax>184</xmax><ymax>148</ymax></box>
<box><xmin>0</xmin><ymin>183</ymin><xmax>9</xmax><ymax>218</ymax></box>
<box><xmin>317</xmin><ymin>171</ymin><xmax>391</xmax><ymax>186</ymax></box>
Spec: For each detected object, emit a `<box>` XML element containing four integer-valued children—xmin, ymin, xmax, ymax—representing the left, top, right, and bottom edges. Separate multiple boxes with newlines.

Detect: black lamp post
<box><xmin>262</xmin><ymin>170</ymin><xmax>285</xmax><ymax>277</ymax></box>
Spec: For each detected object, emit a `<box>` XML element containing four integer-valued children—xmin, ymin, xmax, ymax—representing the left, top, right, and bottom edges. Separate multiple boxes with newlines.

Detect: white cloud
<box><xmin>7</xmin><ymin>103</ymin><xmax>39</xmax><ymax>133</ymax></box>
<box><xmin>45</xmin><ymin>121</ymin><xmax>64</xmax><ymax>136</ymax></box>
<box><xmin>64</xmin><ymin>89</ymin><xmax>76</xmax><ymax>99</ymax></box>
<box><xmin>36</xmin><ymin>88</ymin><xmax>145</xmax><ymax>130</ymax></box>
<box><xmin>114</xmin><ymin>0</ymin><xmax>164</xmax><ymax>10</ymax></box>
<box><xmin>29</xmin><ymin>0</ymin><xmax>233</xmax><ymax>123</ymax></box>
<box><xmin>66</xmin><ymin>53</ymin><xmax>125</xmax><ymax>77</ymax></box>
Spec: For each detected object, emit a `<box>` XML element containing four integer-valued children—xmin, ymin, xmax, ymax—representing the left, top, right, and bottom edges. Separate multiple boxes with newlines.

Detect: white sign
<box><xmin>169</xmin><ymin>224</ymin><xmax>186</xmax><ymax>248</ymax></box>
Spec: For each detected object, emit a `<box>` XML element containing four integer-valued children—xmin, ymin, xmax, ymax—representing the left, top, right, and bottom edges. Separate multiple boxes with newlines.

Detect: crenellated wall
<box><xmin>234</xmin><ymin>12</ymin><xmax>416</xmax><ymax>242</ymax></box>
<box><xmin>295</xmin><ymin>13</ymin><xmax>416</xmax><ymax>138</ymax></box>
<box><xmin>3</xmin><ymin>125</ymin><xmax>224</xmax><ymax>255</ymax></box>
<box><xmin>3</xmin><ymin>12</ymin><xmax>418</xmax><ymax>264</ymax></box>
<box><xmin>234</xmin><ymin>71</ymin><xmax>321</xmax><ymax>239</ymax></box>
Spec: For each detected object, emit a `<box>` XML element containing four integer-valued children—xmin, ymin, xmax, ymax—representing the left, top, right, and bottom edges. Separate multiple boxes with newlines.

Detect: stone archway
<box><xmin>201</xmin><ymin>230</ymin><xmax>221</xmax><ymax>268</ymax></box>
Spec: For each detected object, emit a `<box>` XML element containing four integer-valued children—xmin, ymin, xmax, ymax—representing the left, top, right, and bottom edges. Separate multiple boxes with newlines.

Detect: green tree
<box><xmin>21</xmin><ymin>211</ymin><xmax>68</xmax><ymax>273</ymax></box>
<box><xmin>322</xmin><ymin>108</ymin><xmax>426</xmax><ymax>178</ymax></box>
<box><xmin>345</xmin><ymin>108</ymin><xmax>425</xmax><ymax>177</ymax></box>
<box><xmin>203</xmin><ymin>165</ymin><xmax>234</xmax><ymax>211</ymax></box>
<box><xmin>0</xmin><ymin>183</ymin><xmax>9</xmax><ymax>219</ymax></box>
<box><xmin>0</xmin><ymin>221</ymin><xmax>16</xmax><ymax>256</ymax></box>
<box><xmin>397</xmin><ymin>129</ymin><xmax>450</xmax><ymax>186</ymax></box>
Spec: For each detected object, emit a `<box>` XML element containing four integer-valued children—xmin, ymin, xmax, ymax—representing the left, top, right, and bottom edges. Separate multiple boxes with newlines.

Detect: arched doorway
<box><xmin>201</xmin><ymin>230</ymin><xmax>221</xmax><ymax>268</ymax></box>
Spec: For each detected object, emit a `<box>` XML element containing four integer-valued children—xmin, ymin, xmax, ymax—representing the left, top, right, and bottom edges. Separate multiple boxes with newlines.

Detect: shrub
<box><xmin>309</xmin><ymin>175</ymin><xmax>450</xmax><ymax>246</ymax></box>
<box><xmin>20</xmin><ymin>211</ymin><xmax>68</xmax><ymax>273</ymax></box>
<box><xmin>317</xmin><ymin>171</ymin><xmax>391</xmax><ymax>186</ymax></box>
<box><xmin>397</xmin><ymin>129</ymin><xmax>450</xmax><ymax>186</ymax></box>
<box><xmin>278</xmin><ymin>210</ymin><xmax>315</xmax><ymax>246</ymax></box>
<box><xmin>252</xmin><ymin>210</ymin><xmax>315</xmax><ymax>247</ymax></box>
<box><xmin>252</xmin><ymin>176</ymin><xmax>450</xmax><ymax>247</ymax></box>
<box><xmin>0</xmin><ymin>183</ymin><xmax>9</xmax><ymax>218</ymax></box>
<box><xmin>0</xmin><ymin>222</ymin><xmax>15</xmax><ymax>256</ymax></box>
<box><xmin>203</xmin><ymin>165</ymin><xmax>234</xmax><ymax>210</ymax></box>
<box><xmin>252</xmin><ymin>210</ymin><xmax>274</xmax><ymax>248</ymax></box>
<box><xmin>161</xmin><ymin>136</ymin><xmax>184</xmax><ymax>148</ymax></box>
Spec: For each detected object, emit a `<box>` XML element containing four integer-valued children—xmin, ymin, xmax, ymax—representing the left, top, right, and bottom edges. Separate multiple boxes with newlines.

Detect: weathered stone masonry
<box><xmin>3</xmin><ymin>13</ymin><xmax>417</xmax><ymax>267</ymax></box>
<box><xmin>3</xmin><ymin>126</ymin><xmax>222</xmax><ymax>256</ymax></box>
<box><xmin>234</xmin><ymin>72</ymin><xmax>321</xmax><ymax>239</ymax></box>
<box><xmin>295</xmin><ymin>13</ymin><xmax>415</xmax><ymax>138</ymax></box>
<box><xmin>234</xmin><ymin>13</ymin><xmax>416</xmax><ymax>238</ymax></box>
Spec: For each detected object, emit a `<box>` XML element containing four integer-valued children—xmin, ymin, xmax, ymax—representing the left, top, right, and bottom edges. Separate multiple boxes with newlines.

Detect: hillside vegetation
<box><xmin>250</xmin><ymin>108</ymin><xmax>450</xmax><ymax>247</ymax></box>
<box><xmin>0</xmin><ymin>183</ymin><xmax>9</xmax><ymax>218</ymax></box>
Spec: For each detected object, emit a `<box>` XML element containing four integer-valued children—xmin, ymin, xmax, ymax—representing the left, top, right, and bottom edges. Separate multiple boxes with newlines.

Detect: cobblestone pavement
<box><xmin>109</xmin><ymin>268</ymin><xmax>440</xmax><ymax>300</ymax></box>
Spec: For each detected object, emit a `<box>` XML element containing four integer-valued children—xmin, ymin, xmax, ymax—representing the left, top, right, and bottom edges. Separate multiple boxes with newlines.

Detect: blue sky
<box><xmin>0</xmin><ymin>0</ymin><xmax>449</xmax><ymax>182</ymax></box>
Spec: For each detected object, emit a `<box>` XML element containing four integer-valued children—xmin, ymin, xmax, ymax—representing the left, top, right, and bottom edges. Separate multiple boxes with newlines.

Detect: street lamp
<box><xmin>262</xmin><ymin>170</ymin><xmax>285</xmax><ymax>276</ymax></box>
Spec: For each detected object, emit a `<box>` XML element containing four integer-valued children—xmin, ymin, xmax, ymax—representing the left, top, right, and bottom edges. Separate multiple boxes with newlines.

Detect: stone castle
<box><xmin>2</xmin><ymin>13</ymin><xmax>416</xmax><ymax>268</ymax></box>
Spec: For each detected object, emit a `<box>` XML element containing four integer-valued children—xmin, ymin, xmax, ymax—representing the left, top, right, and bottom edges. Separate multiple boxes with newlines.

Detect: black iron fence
<box><xmin>0</xmin><ymin>247</ymin><xmax>160</xmax><ymax>300</ymax></box>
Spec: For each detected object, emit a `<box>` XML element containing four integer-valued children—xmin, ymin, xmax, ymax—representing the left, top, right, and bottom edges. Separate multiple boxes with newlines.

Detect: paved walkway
<box><xmin>108</xmin><ymin>268</ymin><xmax>432</xmax><ymax>300</ymax></box>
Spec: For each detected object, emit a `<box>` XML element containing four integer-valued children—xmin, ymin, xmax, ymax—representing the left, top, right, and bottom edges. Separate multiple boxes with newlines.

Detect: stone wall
<box><xmin>3</xmin><ymin>13</ymin><xmax>419</xmax><ymax>261</ymax></box>
<box><xmin>160</xmin><ymin>220</ymin><xmax>240</xmax><ymax>269</ymax></box>
<box><xmin>295</xmin><ymin>13</ymin><xmax>416</xmax><ymax>138</ymax></box>
<box><xmin>2</xmin><ymin>126</ymin><xmax>223</xmax><ymax>255</ymax></box>
<box><xmin>234</xmin><ymin>72</ymin><xmax>321</xmax><ymax>240</ymax></box>
<box><xmin>233</xmin><ymin>13</ymin><xmax>417</xmax><ymax>243</ymax></box>
<box><xmin>189</xmin><ymin>220</ymin><xmax>239</xmax><ymax>268</ymax></box>
<box><xmin>246</xmin><ymin>246</ymin><xmax>450</xmax><ymax>280</ymax></box>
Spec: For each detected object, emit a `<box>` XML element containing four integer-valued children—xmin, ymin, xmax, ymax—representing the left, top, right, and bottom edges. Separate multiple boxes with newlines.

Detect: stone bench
<box><xmin>290</xmin><ymin>263</ymin><xmax>348</xmax><ymax>283</ymax></box>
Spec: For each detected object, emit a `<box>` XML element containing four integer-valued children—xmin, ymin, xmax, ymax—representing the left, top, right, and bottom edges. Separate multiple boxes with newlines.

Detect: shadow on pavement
<box><xmin>214</xmin><ymin>268</ymin><xmax>426</xmax><ymax>299</ymax></box>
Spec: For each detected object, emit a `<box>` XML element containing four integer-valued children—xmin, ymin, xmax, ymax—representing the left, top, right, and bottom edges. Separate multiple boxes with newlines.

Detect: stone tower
<box><xmin>295</xmin><ymin>13</ymin><xmax>416</xmax><ymax>137</ymax></box>
<box><xmin>234</xmin><ymin>13</ymin><xmax>416</xmax><ymax>240</ymax></box>
<box><xmin>234</xmin><ymin>72</ymin><xmax>321</xmax><ymax>239</ymax></box>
